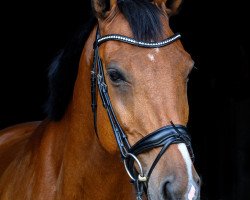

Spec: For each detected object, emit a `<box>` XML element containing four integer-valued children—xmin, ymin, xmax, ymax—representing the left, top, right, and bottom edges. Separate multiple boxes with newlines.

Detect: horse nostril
<box><xmin>194</xmin><ymin>174</ymin><xmax>201</xmax><ymax>187</ymax></box>
<box><xmin>162</xmin><ymin>180</ymin><xmax>184</xmax><ymax>200</ymax></box>
<box><xmin>162</xmin><ymin>180</ymin><xmax>172</xmax><ymax>199</ymax></box>
<box><xmin>196</xmin><ymin>177</ymin><xmax>201</xmax><ymax>187</ymax></box>
<box><xmin>162</xmin><ymin>178</ymin><xmax>180</xmax><ymax>200</ymax></box>
<box><xmin>162</xmin><ymin>178</ymin><xmax>200</xmax><ymax>200</ymax></box>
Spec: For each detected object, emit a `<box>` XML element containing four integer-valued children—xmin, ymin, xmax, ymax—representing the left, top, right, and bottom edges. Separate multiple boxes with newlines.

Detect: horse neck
<box><xmin>53</xmin><ymin>27</ymin><xmax>133</xmax><ymax>199</ymax></box>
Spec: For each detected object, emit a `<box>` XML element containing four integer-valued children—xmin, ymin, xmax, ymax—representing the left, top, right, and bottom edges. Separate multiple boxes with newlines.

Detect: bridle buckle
<box><xmin>138</xmin><ymin>174</ymin><xmax>147</xmax><ymax>182</ymax></box>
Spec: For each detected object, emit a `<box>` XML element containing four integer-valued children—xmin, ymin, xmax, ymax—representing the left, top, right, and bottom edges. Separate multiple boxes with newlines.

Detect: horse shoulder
<box><xmin>0</xmin><ymin>121</ymin><xmax>41</xmax><ymax>175</ymax></box>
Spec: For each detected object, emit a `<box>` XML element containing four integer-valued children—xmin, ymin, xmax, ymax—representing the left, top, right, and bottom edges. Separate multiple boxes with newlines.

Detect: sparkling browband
<box><xmin>96</xmin><ymin>33</ymin><xmax>181</xmax><ymax>48</ymax></box>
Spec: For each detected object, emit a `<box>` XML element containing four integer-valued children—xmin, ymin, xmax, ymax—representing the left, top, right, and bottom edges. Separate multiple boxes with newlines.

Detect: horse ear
<box><xmin>155</xmin><ymin>0</ymin><xmax>182</xmax><ymax>16</ymax></box>
<box><xmin>91</xmin><ymin>0</ymin><xmax>116</xmax><ymax>19</ymax></box>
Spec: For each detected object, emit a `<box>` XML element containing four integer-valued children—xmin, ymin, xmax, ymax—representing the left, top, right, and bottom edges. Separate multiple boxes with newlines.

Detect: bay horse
<box><xmin>0</xmin><ymin>0</ymin><xmax>200</xmax><ymax>199</ymax></box>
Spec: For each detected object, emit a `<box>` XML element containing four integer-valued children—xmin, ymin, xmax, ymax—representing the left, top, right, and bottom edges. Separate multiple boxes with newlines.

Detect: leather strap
<box><xmin>130</xmin><ymin>125</ymin><xmax>191</xmax><ymax>155</ymax></box>
<box><xmin>126</xmin><ymin>124</ymin><xmax>193</xmax><ymax>182</ymax></box>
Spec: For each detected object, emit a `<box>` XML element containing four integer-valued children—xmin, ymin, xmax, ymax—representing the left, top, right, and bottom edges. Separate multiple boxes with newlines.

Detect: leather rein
<box><xmin>91</xmin><ymin>27</ymin><xmax>194</xmax><ymax>199</ymax></box>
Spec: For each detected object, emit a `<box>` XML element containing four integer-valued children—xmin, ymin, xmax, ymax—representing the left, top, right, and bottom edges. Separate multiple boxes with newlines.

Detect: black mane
<box><xmin>45</xmin><ymin>0</ymin><xmax>163</xmax><ymax>120</ymax></box>
<box><xmin>45</xmin><ymin>17</ymin><xmax>97</xmax><ymax>120</ymax></box>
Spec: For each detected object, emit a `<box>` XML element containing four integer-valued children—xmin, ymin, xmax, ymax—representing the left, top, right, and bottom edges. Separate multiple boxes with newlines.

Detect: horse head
<box><xmin>88</xmin><ymin>0</ymin><xmax>200</xmax><ymax>199</ymax></box>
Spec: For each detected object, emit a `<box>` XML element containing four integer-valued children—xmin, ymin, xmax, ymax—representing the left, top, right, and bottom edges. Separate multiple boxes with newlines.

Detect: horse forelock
<box><xmin>117</xmin><ymin>0</ymin><xmax>164</xmax><ymax>41</ymax></box>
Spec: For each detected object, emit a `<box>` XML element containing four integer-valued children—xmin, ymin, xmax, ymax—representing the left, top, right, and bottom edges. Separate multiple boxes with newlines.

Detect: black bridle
<box><xmin>91</xmin><ymin>27</ymin><xmax>194</xmax><ymax>200</ymax></box>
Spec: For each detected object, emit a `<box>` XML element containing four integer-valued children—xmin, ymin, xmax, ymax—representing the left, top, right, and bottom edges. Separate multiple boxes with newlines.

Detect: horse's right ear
<box><xmin>91</xmin><ymin>0</ymin><xmax>116</xmax><ymax>19</ymax></box>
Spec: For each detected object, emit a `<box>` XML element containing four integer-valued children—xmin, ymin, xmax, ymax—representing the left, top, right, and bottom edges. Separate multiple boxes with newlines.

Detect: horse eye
<box><xmin>107</xmin><ymin>69</ymin><xmax>125</xmax><ymax>83</ymax></box>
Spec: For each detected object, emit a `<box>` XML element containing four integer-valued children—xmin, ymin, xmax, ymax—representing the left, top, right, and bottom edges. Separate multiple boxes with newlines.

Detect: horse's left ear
<box><xmin>91</xmin><ymin>0</ymin><xmax>116</xmax><ymax>19</ymax></box>
<box><xmin>154</xmin><ymin>0</ymin><xmax>183</xmax><ymax>16</ymax></box>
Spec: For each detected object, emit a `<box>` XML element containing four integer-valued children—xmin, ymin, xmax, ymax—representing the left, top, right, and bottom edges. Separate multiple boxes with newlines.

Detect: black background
<box><xmin>0</xmin><ymin>0</ymin><xmax>250</xmax><ymax>199</ymax></box>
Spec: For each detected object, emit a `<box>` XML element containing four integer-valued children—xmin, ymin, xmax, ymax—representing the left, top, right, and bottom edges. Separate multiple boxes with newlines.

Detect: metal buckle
<box><xmin>123</xmin><ymin>153</ymin><xmax>147</xmax><ymax>182</ymax></box>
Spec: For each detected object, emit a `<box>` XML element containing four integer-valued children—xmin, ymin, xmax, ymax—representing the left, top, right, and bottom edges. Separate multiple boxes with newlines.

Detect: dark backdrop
<box><xmin>1</xmin><ymin>0</ymin><xmax>249</xmax><ymax>199</ymax></box>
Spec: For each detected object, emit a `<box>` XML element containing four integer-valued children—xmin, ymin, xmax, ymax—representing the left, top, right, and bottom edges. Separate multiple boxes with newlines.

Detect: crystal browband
<box><xmin>96</xmin><ymin>33</ymin><xmax>181</xmax><ymax>48</ymax></box>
